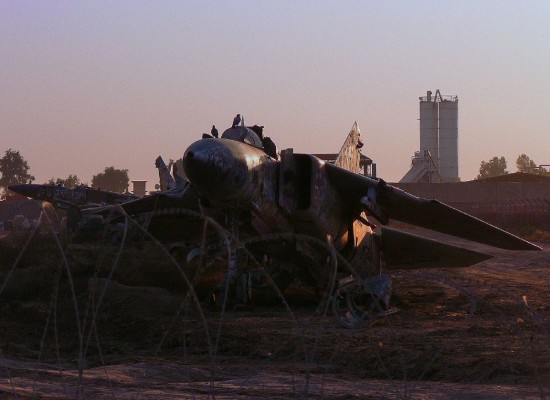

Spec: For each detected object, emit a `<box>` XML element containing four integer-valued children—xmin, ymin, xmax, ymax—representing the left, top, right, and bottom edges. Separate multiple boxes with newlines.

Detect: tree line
<box><xmin>0</xmin><ymin>149</ymin><xmax>130</xmax><ymax>199</ymax></box>
<box><xmin>476</xmin><ymin>154</ymin><xmax>550</xmax><ymax>179</ymax></box>
<box><xmin>1</xmin><ymin>148</ymin><xmax>548</xmax><ymax>199</ymax></box>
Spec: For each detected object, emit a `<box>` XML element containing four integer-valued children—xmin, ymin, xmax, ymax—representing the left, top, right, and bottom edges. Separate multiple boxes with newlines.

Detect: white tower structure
<box><xmin>419</xmin><ymin>89</ymin><xmax>459</xmax><ymax>182</ymax></box>
<box><xmin>419</xmin><ymin>91</ymin><xmax>439</xmax><ymax>170</ymax></box>
<box><xmin>400</xmin><ymin>90</ymin><xmax>459</xmax><ymax>183</ymax></box>
<box><xmin>438</xmin><ymin>95</ymin><xmax>459</xmax><ymax>181</ymax></box>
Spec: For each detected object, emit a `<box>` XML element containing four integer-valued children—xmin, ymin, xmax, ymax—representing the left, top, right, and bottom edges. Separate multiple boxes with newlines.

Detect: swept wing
<box><xmin>325</xmin><ymin>163</ymin><xmax>540</xmax><ymax>251</ymax></box>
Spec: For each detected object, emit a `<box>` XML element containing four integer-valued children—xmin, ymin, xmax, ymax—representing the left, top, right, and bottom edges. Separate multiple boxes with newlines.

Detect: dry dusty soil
<box><xmin>0</xmin><ymin>229</ymin><xmax>548</xmax><ymax>399</ymax></box>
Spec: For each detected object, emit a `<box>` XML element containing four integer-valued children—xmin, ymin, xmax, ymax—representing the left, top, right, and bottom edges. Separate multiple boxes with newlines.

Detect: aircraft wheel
<box><xmin>332</xmin><ymin>275</ymin><xmax>394</xmax><ymax>328</ymax></box>
<box><xmin>332</xmin><ymin>282</ymin><xmax>377</xmax><ymax>329</ymax></box>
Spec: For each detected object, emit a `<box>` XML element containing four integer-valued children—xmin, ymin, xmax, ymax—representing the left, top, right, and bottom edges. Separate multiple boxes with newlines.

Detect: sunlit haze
<box><xmin>2</xmin><ymin>1</ymin><xmax>549</xmax><ymax>191</ymax></box>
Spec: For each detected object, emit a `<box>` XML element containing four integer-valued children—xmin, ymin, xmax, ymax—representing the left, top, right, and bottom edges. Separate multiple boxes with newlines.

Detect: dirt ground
<box><xmin>0</xmin><ymin>228</ymin><xmax>548</xmax><ymax>399</ymax></box>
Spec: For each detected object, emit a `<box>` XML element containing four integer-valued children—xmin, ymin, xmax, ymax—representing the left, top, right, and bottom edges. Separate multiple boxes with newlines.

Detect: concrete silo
<box><xmin>400</xmin><ymin>90</ymin><xmax>459</xmax><ymax>183</ymax></box>
<box><xmin>438</xmin><ymin>96</ymin><xmax>459</xmax><ymax>182</ymax></box>
<box><xmin>419</xmin><ymin>91</ymin><xmax>440</xmax><ymax>169</ymax></box>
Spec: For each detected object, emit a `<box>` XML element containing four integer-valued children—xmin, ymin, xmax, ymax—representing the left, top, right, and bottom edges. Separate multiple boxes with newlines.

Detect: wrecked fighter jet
<box><xmin>180</xmin><ymin>120</ymin><xmax>540</xmax><ymax>326</ymax></box>
<box><xmin>60</xmin><ymin>119</ymin><xmax>541</xmax><ymax>327</ymax></box>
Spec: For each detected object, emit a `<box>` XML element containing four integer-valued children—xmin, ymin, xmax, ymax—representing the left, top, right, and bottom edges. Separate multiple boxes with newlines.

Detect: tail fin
<box><xmin>335</xmin><ymin>121</ymin><xmax>363</xmax><ymax>174</ymax></box>
<box><xmin>172</xmin><ymin>160</ymin><xmax>188</xmax><ymax>191</ymax></box>
<box><xmin>155</xmin><ymin>156</ymin><xmax>176</xmax><ymax>192</ymax></box>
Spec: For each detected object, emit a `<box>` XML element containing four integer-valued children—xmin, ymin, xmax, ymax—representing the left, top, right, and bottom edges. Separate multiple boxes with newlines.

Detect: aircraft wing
<box><xmin>325</xmin><ymin>163</ymin><xmax>541</xmax><ymax>251</ymax></box>
<box><xmin>83</xmin><ymin>185</ymin><xmax>206</xmax><ymax>242</ymax></box>
<box><xmin>119</xmin><ymin>186</ymin><xmax>199</xmax><ymax>215</ymax></box>
<box><xmin>85</xmin><ymin>184</ymin><xmax>199</xmax><ymax>216</ymax></box>
<box><xmin>379</xmin><ymin>226</ymin><xmax>492</xmax><ymax>270</ymax></box>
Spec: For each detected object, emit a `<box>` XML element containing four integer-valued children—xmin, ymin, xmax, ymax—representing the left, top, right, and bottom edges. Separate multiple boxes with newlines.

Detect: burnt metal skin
<box><xmin>184</xmin><ymin>135</ymin><xmax>293</xmax><ymax>234</ymax></box>
<box><xmin>184</xmin><ymin>128</ymin><xmax>356</xmax><ymax>244</ymax></box>
<box><xmin>183</xmin><ymin>137</ymin><xmax>352</xmax><ymax>244</ymax></box>
<box><xmin>183</xmin><ymin>129</ymin><xmax>374</xmax><ymax>286</ymax></box>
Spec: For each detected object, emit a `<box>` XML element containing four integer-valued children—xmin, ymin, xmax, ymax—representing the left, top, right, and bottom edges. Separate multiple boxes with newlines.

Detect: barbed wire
<box><xmin>0</xmin><ymin>203</ymin><xmax>548</xmax><ymax>399</ymax></box>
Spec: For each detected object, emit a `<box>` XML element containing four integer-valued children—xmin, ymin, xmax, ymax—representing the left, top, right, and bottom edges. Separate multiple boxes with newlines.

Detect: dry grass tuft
<box><xmin>506</xmin><ymin>225</ymin><xmax>550</xmax><ymax>243</ymax></box>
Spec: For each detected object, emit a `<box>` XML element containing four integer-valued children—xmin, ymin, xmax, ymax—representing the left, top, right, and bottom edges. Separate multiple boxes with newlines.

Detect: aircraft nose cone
<box><xmin>183</xmin><ymin>140</ymin><xmax>222</xmax><ymax>189</ymax></box>
<box><xmin>183</xmin><ymin>139</ymin><xmax>247</xmax><ymax>199</ymax></box>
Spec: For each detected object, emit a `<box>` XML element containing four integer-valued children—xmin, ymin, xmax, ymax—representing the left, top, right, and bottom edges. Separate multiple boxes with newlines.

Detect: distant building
<box><xmin>315</xmin><ymin>153</ymin><xmax>376</xmax><ymax>178</ymax></box>
<box><xmin>132</xmin><ymin>180</ymin><xmax>147</xmax><ymax>197</ymax></box>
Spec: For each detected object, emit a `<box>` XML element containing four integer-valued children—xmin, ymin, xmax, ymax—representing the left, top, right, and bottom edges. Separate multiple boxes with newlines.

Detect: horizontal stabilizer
<box><xmin>381</xmin><ymin>227</ymin><xmax>492</xmax><ymax>270</ymax></box>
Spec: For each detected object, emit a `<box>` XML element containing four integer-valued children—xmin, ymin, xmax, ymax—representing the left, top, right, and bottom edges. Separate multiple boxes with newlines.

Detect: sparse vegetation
<box><xmin>476</xmin><ymin>156</ymin><xmax>508</xmax><ymax>179</ymax></box>
<box><xmin>0</xmin><ymin>149</ymin><xmax>35</xmax><ymax>199</ymax></box>
<box><xmin>91</xmin><ymin>166</ymin><xmax>130</xmax><ymax>193</ymax></box>
<box><xmin>45</xmin><ymin>174</ymin><xmax>84</xmax><ymax>188</ymax></box>
<box><xmin>516</xmin><ymin>228</ymin><xmax>550</xmax><ymax>243</ymax></box>
<box><xmin>498</xmin><ymin>222</ymin><xmax>550</xmax><ymax>243</ymax></box>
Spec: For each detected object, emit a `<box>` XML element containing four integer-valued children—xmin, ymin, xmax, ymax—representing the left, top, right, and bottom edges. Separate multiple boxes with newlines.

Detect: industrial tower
<box><xmin>400</xmin><ymin>89</ymin><xmax>459</xmax><ymax>183</ymax></box>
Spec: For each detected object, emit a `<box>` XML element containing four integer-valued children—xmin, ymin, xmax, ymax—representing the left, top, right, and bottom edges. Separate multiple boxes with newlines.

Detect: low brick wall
<box><xmin>393</xmin><ymin>182</ymin><xmax>550</xmax><ymax>204</ymax></box>
<box><xmin>393</xmin><ymin>182</ymin><xmax>550</xmax><ymax>228</ymax></box>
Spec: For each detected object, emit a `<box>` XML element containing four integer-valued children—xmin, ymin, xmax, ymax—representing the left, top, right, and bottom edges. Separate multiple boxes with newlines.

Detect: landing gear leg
<box><xmin>332</xmin><ymin>274</ymin><xmax>396</xmax><ymax>328</ymax></box>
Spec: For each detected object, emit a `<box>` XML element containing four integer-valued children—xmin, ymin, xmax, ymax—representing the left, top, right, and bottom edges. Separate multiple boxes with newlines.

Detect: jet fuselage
<box><xmin>182</xmin><ymin>137</ymin><xmax>365</xmax><ymax>259</ymax></box>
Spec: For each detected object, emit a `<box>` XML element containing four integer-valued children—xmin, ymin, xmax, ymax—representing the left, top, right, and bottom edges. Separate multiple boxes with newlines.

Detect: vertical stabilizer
<box><xmin>172</xmin><ymin>160</ymin><xmax>188</xmax><ymax>191</ymax></box>
<box><xmin>155</xmin><ymin>156</ymin><xmax>177</xmax><ymax>192</ymax></box>
<box><xmin>334</xmin><ymin>122</ymin><xmax>363</xmax><ymax>173</ymax></box>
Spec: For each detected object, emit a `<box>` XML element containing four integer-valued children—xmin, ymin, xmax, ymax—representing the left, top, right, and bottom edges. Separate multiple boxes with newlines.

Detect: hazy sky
<box><xmin>2</xmin><ymin>1</ymin><xmax>549</xmax><ymax>190</ymax></box>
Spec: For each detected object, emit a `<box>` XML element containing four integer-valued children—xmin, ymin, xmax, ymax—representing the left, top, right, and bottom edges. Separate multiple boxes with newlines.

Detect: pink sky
<box><xmin>2</xmin><ymin>1</ymin><xmax>550</xmax><ymax>191</ymax></box>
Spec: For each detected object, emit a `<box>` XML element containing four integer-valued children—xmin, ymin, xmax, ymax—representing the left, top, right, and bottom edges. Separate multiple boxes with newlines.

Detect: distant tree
<box><xmin>46</xmin><ymin>174</ymin><xmax>83</xmax><ymax>188</ymax></box>
<box><xmin>0</xmin><ymin>149</ymin><xmax>35</xmax><ymax>198</ymax></box>
<box><xmin>91</xmin><ymin>166</ymin><xmax>129</xmax><ymax>193</ymax></box>
<box><xmin>516</xmin><ymin>154</ymin><xmax>539</xmax><ymax>174</ymax></box>
<box><xmin>476</xmin><ymin>156</ymin><xmax>508</xmax><ymax>179</ymax></box>
<box><xmin>46</xmin><ymin>177</ymin><xmax>62</xmax><ymax>185</ymax></box>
